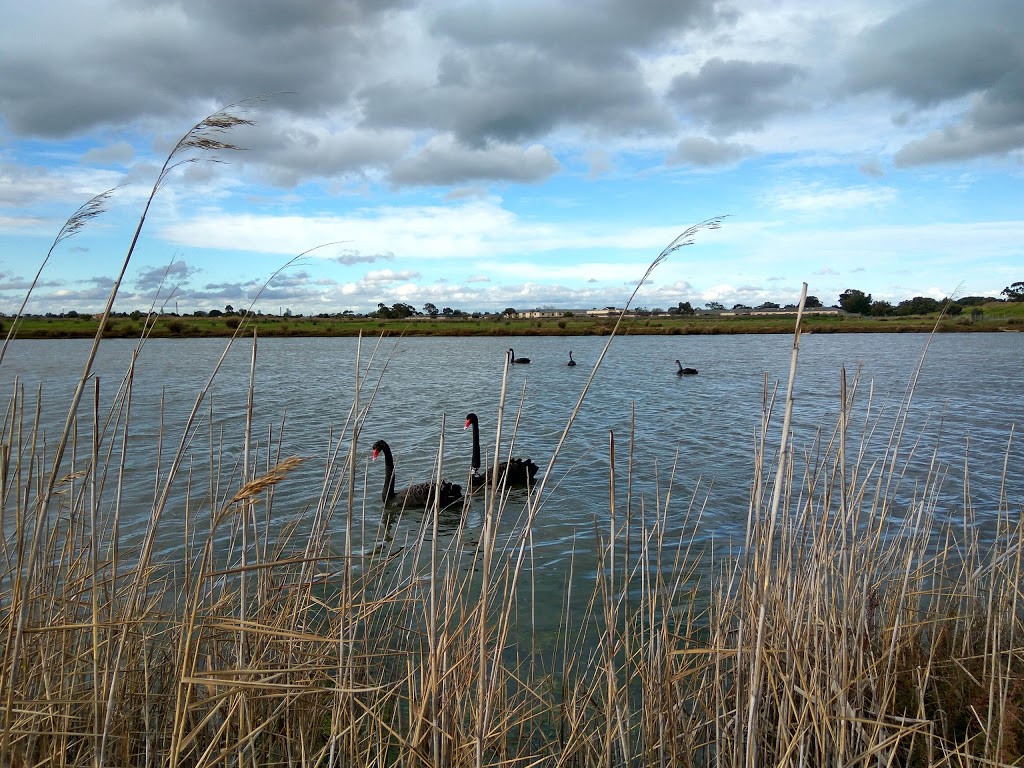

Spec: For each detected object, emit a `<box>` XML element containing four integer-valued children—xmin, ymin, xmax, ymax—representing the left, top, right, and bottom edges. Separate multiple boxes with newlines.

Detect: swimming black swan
<box><xmin>464</xmin><ymin>413</ymin><xmax>539</xmax><ymax>488</ymax></box>
<box><xmin>567</xmin><ymin>351</ymin><xmax>577</xmax><ymax>366</ymax></box>
<box><xmin>675</xmin><ymin>359</ymin><xmax>699</xmax><ymax>376</ymax></box>
<box><xmin>371</xmin><ymin>439</ymin><xmax>463</xmax><ymax>509</ymax></box>
<box><xmin>508</xmin><ymin>348</ymin><xmax>530</xmax><ymax>364</ymax></box>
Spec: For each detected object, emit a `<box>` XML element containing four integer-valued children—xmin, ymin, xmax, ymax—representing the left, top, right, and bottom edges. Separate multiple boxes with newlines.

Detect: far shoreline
<box><xmin>4</xmin><ymin>307</ymin><xmax>1022</xmax><ymax>340</ymax></box>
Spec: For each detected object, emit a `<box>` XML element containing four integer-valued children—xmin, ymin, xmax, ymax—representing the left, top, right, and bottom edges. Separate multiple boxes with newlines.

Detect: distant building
<box><xmin>515</xmin><ymin>308</ymin><xmax>583</xmax><ymax>318</ymax></box>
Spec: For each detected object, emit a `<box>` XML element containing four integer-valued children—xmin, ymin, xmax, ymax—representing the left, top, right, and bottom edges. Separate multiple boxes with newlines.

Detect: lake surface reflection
<box><xmin>2</xmin><ymin>331</ymin><xmax>1022</xmax><ymax>625</ymax></box>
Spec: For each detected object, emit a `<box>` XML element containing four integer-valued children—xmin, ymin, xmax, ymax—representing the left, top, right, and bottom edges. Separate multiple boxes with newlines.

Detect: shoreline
<box><xmin>5</xmin><ymin>311</ymin><xmax>1022</xmax><ymax>340</ymax></box>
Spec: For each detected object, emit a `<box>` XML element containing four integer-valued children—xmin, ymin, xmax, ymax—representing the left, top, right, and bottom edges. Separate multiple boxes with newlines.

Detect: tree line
<box><xmin>837</xmin><ymin>281</ymin><xmax>1024</xmax><ymax>316</ymax></box>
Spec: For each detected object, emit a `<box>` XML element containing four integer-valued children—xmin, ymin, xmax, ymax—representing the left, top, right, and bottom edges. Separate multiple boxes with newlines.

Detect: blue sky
<box><xmin>1</xmin><ymin>0</ymin><xmax>1021</xmax><ymax>315</ymax></box>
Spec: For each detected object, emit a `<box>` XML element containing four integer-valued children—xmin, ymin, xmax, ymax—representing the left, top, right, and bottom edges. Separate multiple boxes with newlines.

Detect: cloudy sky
<box><xmin>1</xmin><ymin>0</ymin><xmax>1021</xmax><ymax>315</ymax></box>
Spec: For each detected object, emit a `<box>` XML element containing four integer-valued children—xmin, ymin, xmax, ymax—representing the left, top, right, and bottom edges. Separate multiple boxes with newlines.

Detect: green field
<box><xmin>6</xmin><ymin>301</ymin><xmax>1024</xmax><ymax>339</ymax></box>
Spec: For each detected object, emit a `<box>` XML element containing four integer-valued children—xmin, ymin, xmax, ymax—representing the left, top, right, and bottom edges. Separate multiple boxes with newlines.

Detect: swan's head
<box><xmin>371</xmin><ymin>439</ymin><xmax>389</xmax><ymax>460</ymax></box>
<box><xmin>465</xmin><ymin>413</ymin><xmax>478</xmax><ymax>430</ymax></box>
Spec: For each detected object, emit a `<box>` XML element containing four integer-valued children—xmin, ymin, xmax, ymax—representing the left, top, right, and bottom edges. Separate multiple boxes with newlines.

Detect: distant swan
<box><xmin>464</xmin><ymin>413</ymin><xmax>539</xmax><ymax>488</ymax></box>
<box><xmin>508</xmin><ymin>348</ymin><xmax>530</xmax><ymax>364</ymax></box>
<box><xmin>675</xmin><ymin>359</ymin><xmax>698</xmax><ymax>376</ymax></box>
<box><xmin>567</xmin><ymin>351</ymin><xmax>577</xmax><ymax>366</ymax></box>
<box><xmin>371</xmin><ymin>439</ymin><xmax>463</xmax><ymax>509</ymax></box>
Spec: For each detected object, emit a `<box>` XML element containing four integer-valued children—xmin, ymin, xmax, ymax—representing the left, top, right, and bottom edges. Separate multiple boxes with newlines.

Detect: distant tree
<box><xmin>390</xmin><ymin>303</ymin><xmax>416</xmax><ymax>318</ymax></box>
<box><xmin>838</xmin><ymin>289</ymin><xmax>872</xmax><ymax>314</ymax></box>
<box><xmin>895</xmin><ymin>296</ymin><xmax>942</xmax><ymax>316</ymax></box>
<box><xmin>957</xmin><ymin>296</ymin><xmax>996</xmax><ymax>307</ymax></box>
<box><xmin>757</xmin><ymin>301</ymin><xmax>780</xmax><ymax>310</ymax></box>
<box><xmin>423</xmin><ymin>302</ymin><xmax>439</xmax><ymax>317</ymax></box>
<box><xmin>676</xmin><ymin>301</ymin><xmax>695</xmax><ymax>315</ymax></box>
<box><xmin>442</xmin><ymin>307</ymin><xmax>454</xmax><ymax>316</ymax></box>
<box><xmin>1001</xmin><ymin>281</ymin><xmax>1024</xmax><ymax>302</ymax></box>
<box><xmin>65</xmin><ymin>310</ymin><xmax>80</xmax><ymax>319</ymax></box>
<box><xmin>870</xmin><ymin>300</ymin><xmax>894</xmax><ymax>316</ymax></box>
<box><xmin>225</xmin><ymin>304</ymin><xmax>235</xmax><ymax>314</ymax></box>
<box><xmin>804</xmin><ymin>295</ymin><xmax>822</xmax><ymax>308</ymax></box>
<box><xmin>732</xmin><ymin>304</ymin><xmax>749</xmax><ymax>311</ymax></box>
<box><xmin>375</xmin><ymin>302</ymin><xmax>393</xmax><ymax>318</ymax></box>
<box><xmin>503</xmin><ymin>307</ymin><xmax>517</xmax><ymax>316</ymax></box>
<box><xmin>705</xmin><ymin>301</ymin><xmax>725</xmax><ymax>311</ymax></box>
<box><xmin>208</xmin><ymin>309</ymin><xmax>223</xmax><ymax>317</ymax></box>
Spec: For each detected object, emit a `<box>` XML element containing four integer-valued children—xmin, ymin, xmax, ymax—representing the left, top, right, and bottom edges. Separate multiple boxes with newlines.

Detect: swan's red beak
<box><xmin>372</xmin><ymin>448</ymin><xmax>380</xmax><ymax>461</ymax></box>
<box><xmin>464</xmin><ymin>419</ymin><xmax>471</xmax><ymax>429</ymax></box>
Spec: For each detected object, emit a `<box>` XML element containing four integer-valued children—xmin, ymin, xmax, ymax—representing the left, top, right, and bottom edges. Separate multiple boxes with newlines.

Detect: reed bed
<box><xmin>1</xmin><ymin>110</ymin><xmax>1021</xmax><ymax>767</ymax></box>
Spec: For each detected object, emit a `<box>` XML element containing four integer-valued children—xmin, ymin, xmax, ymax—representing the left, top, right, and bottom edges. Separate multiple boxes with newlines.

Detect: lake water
<box><xmin>1</xmin><ymin>331</ymin><xmax>1022</xmax><ymax>627</ymax></box>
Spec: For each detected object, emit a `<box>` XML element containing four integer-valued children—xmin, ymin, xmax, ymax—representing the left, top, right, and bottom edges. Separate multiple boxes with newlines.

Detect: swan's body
<box><xmin>464</xmin><ymin>413</ymin><xmax>539</xmax><ymax>488</ymax></box>
<box><xmin>508</xmin><ymin>348</ymin><xmax>530</xmax><ymax>364</ymax></box>
<box><xmin>567</xmin><ymin>351</ymin><xmax>577</xmax><ymax>366</ymax></box>
<box><xmin>675</xmin><ymin>359</ymin><xmax>698</xmax><ymax>376</ymax></box>
<box><xmin>371</xmin><ymin>439</ymin><xmax>463</xmax><ymax>509</ymax></box>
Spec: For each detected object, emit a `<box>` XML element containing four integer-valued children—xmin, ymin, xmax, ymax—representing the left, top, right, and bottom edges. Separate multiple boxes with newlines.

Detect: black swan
<box><xmin>371</xmin><ymin>439</ymin><xmax>463</xmax><ymax>509</ymax></box>
<box><xmin>508</xmin><ymin>348</ymin><xmax>530</xmax><ymax>364</ymax></box>
<box><xmin>464</xmin><ymin>413</ymin><xmax>539</xmax><ymax>488</ymax></box>
<box><xmin>675</xmin><ymin>359</ymin><xmax>699</xmax><ymax>376</ymax></box>
<box><xmin>567</xmin><ymin>351</ymin><xmax>577</xmax><ymax>366</ymax></box>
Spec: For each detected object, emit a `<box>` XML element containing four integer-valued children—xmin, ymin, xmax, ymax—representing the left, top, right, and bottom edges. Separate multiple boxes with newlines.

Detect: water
<box><xmin>1</xmin><ymin>332</ymin><xmax>1022</xmax><ymax>623</ymax></box>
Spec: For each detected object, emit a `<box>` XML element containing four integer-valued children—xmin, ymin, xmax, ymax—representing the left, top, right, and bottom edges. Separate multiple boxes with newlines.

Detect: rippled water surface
<box><xmin>2</xmin><ymin>332</ymin><xmax>1022</xmax><ymax>617</ymax></box>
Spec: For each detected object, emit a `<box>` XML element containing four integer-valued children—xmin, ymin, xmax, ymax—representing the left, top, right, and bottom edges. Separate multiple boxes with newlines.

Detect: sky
<box><xmin>0</xmin><ymin>0</ymin><xmax>1021</xmax><ymax>316</ymax></box>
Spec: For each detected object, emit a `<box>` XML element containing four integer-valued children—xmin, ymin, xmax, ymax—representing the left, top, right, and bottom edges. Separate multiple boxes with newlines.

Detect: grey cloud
<box><xmin>134</xmin><ymin>260</ymin><xmax>192</xmax><ymax>292</ymax></box>
<box><xmin>844</xmin><ymin>0</ymin><xmax>1023</xmax><ymax>107</ymax></box>
<box><xmin>391</xmin><ymin>138</ymin><xmax>560</xmax><ymax>186</ymax></box>
<box><xmin>667</xmin><ymin>58</ymin><xmax>806</xmax><ymax>135</ymax></box>
<box><xmin>0</xmin><ymin>2</ymin><xmax>385</xmax><ymax>138</ymax></box>
<box><xmin>668</xmin><ymin>136</ymin><xmax>752</xmax><ymax>167</ymax></box>
<box><xmin>895</xmin><ymin>124</ymin><xmax>1024</xmax><ymax>166</ymax></box>
<box><xmin>845</xmin><ymin>0</ymin><xmax>1024</xmax><ymax>163</ymax></box>
<box><xmin>81</xmin><ymin>142</ymin><xmax>135</xmax><ymax>166</ymax></box>
<box><xmin>362</xmin><ymin>270</ymin><xmax>421</xmax><ymax>284</ymax></box>
<box><xmin>333</xmin><ymin>250</ymin><xmax>395</xmax><ymax>266</ymax></box>
<box><xmin>859</xmin><ymin>159</ymin><xmax>885</xmax><ymax>178</ymax></box>
<box><xmin>359</xmin><ymin>48</ymin><xmax>676</xmax><ymax>146</ymax></box>
<box><xmin>243</xmin><ymin>123</ymin><xmax>412</xmax><ymax>187</ymax></box>
<box><xmin>433</xmin><ymin>0</ymin><xmax>720</xmax><ymax>60</ymax></box>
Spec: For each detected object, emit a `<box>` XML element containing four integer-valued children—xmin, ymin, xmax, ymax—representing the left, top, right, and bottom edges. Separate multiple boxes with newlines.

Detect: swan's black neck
<box><xmin>375</xmin><ymin>442</ymin><xmax>396</xmax><ymax>503</ymax></box>
<box><xmin>469</xmin><ymin>418</ymin><xmax>481</xmax><ymax>472</ymax></box>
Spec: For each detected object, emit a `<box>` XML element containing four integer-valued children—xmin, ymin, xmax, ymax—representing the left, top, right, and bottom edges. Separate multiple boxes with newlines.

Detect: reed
<box><xmin>1</xmin><ymin>114</ymin><xmax>1021</xmax><ymax>767</ymax></box>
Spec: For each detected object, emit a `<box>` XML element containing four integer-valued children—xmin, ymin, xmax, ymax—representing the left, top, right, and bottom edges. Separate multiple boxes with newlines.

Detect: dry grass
<box><xmin>1</xmin><ymin>110</ymin><xmax>1021</xmax><ymax>767</ymax></box>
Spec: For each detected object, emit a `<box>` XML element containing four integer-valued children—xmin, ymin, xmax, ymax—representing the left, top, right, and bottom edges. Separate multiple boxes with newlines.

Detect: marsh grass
<box><xmin>1</xmin><ymin>111</ymin><xmax>1022</xmax><ymax>767</ymax></box>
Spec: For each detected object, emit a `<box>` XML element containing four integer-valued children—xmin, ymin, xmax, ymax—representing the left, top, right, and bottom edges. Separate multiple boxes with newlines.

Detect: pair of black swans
<box><xmin>510</xmin><ymin>348</ymin><xmax>579</xmax><ymax>366</ymax></box>
<box><xmin>371</xmin><ymin>413</ymin><xmax>539</xmax><ymax>509</ymax></box>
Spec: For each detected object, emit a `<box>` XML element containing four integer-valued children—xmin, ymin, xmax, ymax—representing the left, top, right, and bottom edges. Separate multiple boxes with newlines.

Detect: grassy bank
<box><xmin>6</xmin><ymin>301</ymin><xmax>1024</xmax><ymax>339</ymax></box>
